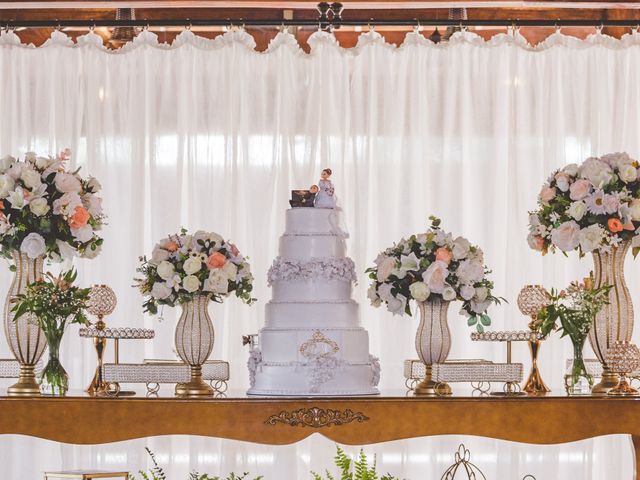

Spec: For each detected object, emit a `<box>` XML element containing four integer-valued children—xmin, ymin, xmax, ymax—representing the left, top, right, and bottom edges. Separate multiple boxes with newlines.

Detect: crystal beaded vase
<box><xmin>174</xmin><ymin>294</ymin><xmax>215</xmax><ymax>397</ymax></box>
<box><xmin>40</xmin><ymin>329</ymin><xmax>69</xmax><ymax>396</ymax></box>
<box><xmin>4</xmin><ymin>251</ymin><xmax>47</xmax><ymax>396</ymax></box>
<box><xmin>590</xmin><ymin>240</ymin><xmax>634</xmax><ymax>393</ymax></box>
<box><xmin>414</xmin><ymin>299</ymin><xmax>452</xmax><ymax>395</ymax></box>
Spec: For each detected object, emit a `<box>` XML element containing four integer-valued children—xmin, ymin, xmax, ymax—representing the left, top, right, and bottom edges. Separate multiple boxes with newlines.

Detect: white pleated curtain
<box><xmin>0</xmin><ymin>27</ymin><xmax>639</xmax><ymax>479</ymax></box>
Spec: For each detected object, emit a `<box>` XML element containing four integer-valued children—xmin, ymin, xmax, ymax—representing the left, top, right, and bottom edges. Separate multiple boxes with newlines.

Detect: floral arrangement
<box><xmin>12</xmin><ymin>269</ymin><xmax>91</xmax><ymax>394</ymax></box>
<box><xmin>268</xmin><ymin>257</ymin><xmax>356</xmax><ymax>284</ymax></box>
<box><xmin>136</xmin><ymin>228</ymin><xmax>256</xmax><ymax>314</ymax></box>
<box><xmin>535</xmin><ymin>275</ymin><xmax>611</xmax><ymax>388</ymax></box>
<box><xmin>0</xmin><ymin>150</ymin><xmax>104</xmax><ymax>261</ymax></box>
<box><xmin>366</xmin><ymin>217</ymin><xmax>501</xmax><ymax>330</ymax></box>
<box><xmin>528</xmin><ymin>152</ymin><xmax>640</xmax><ymax>256</ymax></box>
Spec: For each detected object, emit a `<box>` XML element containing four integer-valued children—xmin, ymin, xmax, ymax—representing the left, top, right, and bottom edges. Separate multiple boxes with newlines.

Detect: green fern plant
<box><xmin>311</xmin><ymin>446</ymin><xmax>401</xmax><ymax>480</ymax></box>
<box><xmin>129</xmin><ymin>448</ymin><xmax>262</xmax><ymax>480</ymax></box>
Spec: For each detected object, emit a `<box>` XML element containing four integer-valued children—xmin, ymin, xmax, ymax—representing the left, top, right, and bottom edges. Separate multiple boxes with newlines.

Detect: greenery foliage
<box><xmin>311</xmin><ymin>446</ymin><xmax>402</xmax><ymax>480</ymax></box>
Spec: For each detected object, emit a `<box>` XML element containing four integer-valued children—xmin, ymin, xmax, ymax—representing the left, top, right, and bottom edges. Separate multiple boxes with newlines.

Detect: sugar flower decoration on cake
<box><xmin>528</xmin><ymin>152</ymin><xmax>640</xmax><ymax>257</ymax></box>
<box><xmin>0</xmin><ymin>150</ymin><xmax>104</xmax><ymax>261</ymax></box>
<box><xmin>135</xmin><ymin>228</ymin><xmax>256</xmax><ymax>314</ymax></box>
<box><xmin>366</xmin><ymin>216</ymin><xmax>502</xmax><ymax>331</ymax></box>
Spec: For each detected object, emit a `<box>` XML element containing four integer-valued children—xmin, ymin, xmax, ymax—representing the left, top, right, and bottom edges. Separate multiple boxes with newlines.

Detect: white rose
<box><xmin>563</xmin><ymin>163</ymin><xmax>579</xmax><ymax>176</ymax></box>
<box><xmin>550</xmin><ymin>220</ymin><xmax>581</xmax><ymax>252</ymax></box>
<box><xmin>367</xmin><ymin>284</ymin><xmax>381</xmax><ymax>307</ymax></box>
<box><xmin>86</xmin><ymin>176</ymin><xmax>102</xmax><ymax>193</ymax></box>
<box><xmin>475</xmin><ymin>286</ymin><xmax>489</xmax><ymax>301</ymax></box>
<box><xmin>83</xmin><ymin>194</ymin><xmax>103</xmax><ymax>216</ymax></box>
<box><xmin>460</xmin><ymin>285</ymin><xmax>476</xmax><ymax>301</ymax></box>
<box><xmin>619</xmin><ymin>164</ymin><xmax>638</xmax><ymax>183</ymax></box>
<box><xmin>629</xmin><ymin>199</ymin><xmax>640</xmax><ymax>222</ymax></box>
<box><xmin>183</xmin><ymin>257</ymin><xmax>202</xmax><ymax>275</ymax></box>
<box><xmin>52</xmin><ymin>192</ymin><xmax>82</xmax><ymax>216</ymax></box>
<box><xmin>377</xmin><ymin>256</ymin><xmax>397</xmax><ymax>282</ymax></box>
<box><xmin>157</xmin><ymin>260</ymin><xmax>175</xmax><ymax>280</ymax></box>
<box><xmin>422</xmin><ymin>260</ymin><xmax>449</xmax><ymax>294</ymax></box>
<box><xmin>555</xmin><ymin>173</ymin><xmax>571</xmax><ymax>192</ymax></box>
<box><xmin>29</xmin><ymin>197</ymin><xmax>50</xmax><ymax>217</ymax></box>
<box><xmin>6</xmin><ymin>162</ymin><xmax>24</xmax><ymax>180</ymax></box>
<box><xmin>81</xmin><ymin>243</ymin><xmax>101</xmax><ymax>259</ymax></box>
<box><xmin>150</xmin><ymin>245</ymin><xmax>171</xmax><ymax>265</ymax></box>
<box><xmin>409</xmin><ymin>282</ymin><xmax>430</xmax><ymax>302</ymax></box>
<box><xmin>456</xmin><ymin>260</ymin><xmax>485</xmax><ymax>285</ymax></box>
<box><xmin>35</xmin><ymin>156</ymin><xmax>52</xmax><ymax>170</ymax></box>
<box><xmin>71</xmin><ymin>225</ymin><xmax>94</xmax><ymax>243</ymax></box>
<box><xmin>579</xmin><ymin>158</ymin><xmax>612</xmax><ymax>188</ymax></box>
<box><xmin>182</xmin><ymin>275</ymin><xmax>201</xmax><ymax>293</ymax></box>
<box><xmin>21</xmin><ymin>169</ymin><xmax>42</xmax><ymax>190</ymax></box>
<box><xmin>151</xmin><ymin>282</ymin><xmax>172</xmax><ymax>300</ymax></box>
<box><xmin>20</xmin><ymin>232</ymin><xmax>46</xmax><ymax>259</ymax></box>
<box><xmin>442</xmin><ymin>285</ymin><xmax>457</xmax><ymax>302</ymax></box>
<box><xmin>222</xmin><ymin>261</ymin><xmax>238</xmax><ymax>280</ymax></box>
<box><xmin>471</xmin><ymin>299</ymin><xmax>491</xmax><ymax>314</ymax></box>
<box><xmin>568</xmin><ymin>201</ymin><xmax>587</xmax><ymax>221</ymax></box>
<box><xmin>54</xmin><ymin>172</ymin><xmax>82</xmax><ymax>193</ymax></box>
<box><xmin>0</xmin><ymin>155</ymin><xmax>16</xmax><ymax>173</ymax></box>
<box><xmin>579</xmin><ymin>224</ymin><xmax>605</xmax><ymax>253</ymax></box>
<box><xmin>386</xmin><ymin>293</ymin><xmax>407</xmax><ymax>316</ymax></box>
<box><xmin>204</xmin><ymin>269</ymin><xmax>229</xmax><ymax>294</ymax></box>
<box><xmin>452</xmin><ymin>236</ymin><xmax>471</xmax><ymax>260</ymax></box>
<box><xmin>0</xmin><ymin>174</ymin><xmax>15</xmax><ymax>198</ymax></box>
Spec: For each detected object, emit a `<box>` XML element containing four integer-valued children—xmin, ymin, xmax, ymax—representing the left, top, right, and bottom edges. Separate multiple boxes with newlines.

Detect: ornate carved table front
<box><xmin>1</xmin><ymin>389</ymin><xmax>639</xmax><ymax>476</ymax></box>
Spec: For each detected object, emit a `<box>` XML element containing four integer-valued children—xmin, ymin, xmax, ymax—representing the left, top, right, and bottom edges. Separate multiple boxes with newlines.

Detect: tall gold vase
<box><xmin>414</xmin><ymin>299</ymin><xmax>452</xmax><ymax>396</ymax></box>
<box><xmin>590</xmin><ymin>240</ymin><xmax>634</xmax><ymax>393</ymax></box>
<box><xmin>174</xmin><ymin>294</ymin><xmax>215</xmax><ymax>397</ymax></box>
<box><xmin>4</xmin><ymin>251</ymin><xmax>47</xmax><ymax>396</ymax></box>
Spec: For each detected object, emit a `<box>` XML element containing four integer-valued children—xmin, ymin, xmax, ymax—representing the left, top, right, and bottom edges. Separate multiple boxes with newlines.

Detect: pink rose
<box><xmin>570</xmin><ymin>179</ymin><xmax>591</xmax><ymax>201</ymax></box>
<box><xmin>550</xmin><ymin>220</ymin><xmax>581</xmax><ymax>252</ymax></box>
<box><xmin>539</xmin><ymin>186</ymin><xmax>556</xmax><ymax>204</ymax></box>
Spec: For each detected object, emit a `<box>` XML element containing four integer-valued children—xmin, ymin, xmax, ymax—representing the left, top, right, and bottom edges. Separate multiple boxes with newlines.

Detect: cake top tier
<box><xmin>285</xmin><ymin>208</ymin><xmax>346</xmax><ymax>236</ymax></box>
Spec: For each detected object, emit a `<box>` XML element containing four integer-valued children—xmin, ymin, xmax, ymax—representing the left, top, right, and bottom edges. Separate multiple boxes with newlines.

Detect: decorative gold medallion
<box><xmin>265</xmin><ymin>407</ymin><xmax>369</xmax><ymax>428</ymax></box>
<box><xmin>299</xmin><ymin>331</ymin><xmax>340</xmax><ymax>360</ymax></box>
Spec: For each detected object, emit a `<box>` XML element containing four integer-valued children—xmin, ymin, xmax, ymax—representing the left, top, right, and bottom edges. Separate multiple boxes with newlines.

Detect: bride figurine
<box><xmin>314</xmin><ymin>168</ymin><xmax>336</xmax><ymax>209</ymax></box>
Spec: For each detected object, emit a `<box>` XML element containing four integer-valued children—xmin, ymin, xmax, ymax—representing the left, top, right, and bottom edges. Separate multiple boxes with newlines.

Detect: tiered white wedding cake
<box><xmin>247</xmin><ymin>204</ymin><xmax>380</xmax><ymax>396</ymax></box>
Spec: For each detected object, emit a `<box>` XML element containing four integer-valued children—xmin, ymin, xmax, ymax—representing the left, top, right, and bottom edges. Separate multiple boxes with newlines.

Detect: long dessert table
<box><xmin>1</xmin><ymin>389</ymin><xmax>640</xmax><ymax>477</ymax></box>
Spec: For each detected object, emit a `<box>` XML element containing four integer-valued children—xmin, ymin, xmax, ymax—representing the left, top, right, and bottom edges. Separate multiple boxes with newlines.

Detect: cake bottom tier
<box><xmin>247</xmin><ymin>359</ymin><xmax>380</xmax><ymax>396</ymax></box>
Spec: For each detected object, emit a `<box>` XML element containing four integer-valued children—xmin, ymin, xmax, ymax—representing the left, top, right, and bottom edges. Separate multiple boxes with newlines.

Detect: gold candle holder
<box><xmin>517</xmin><ymin>285</ymin><xmax>551</xmax><ymax>394</ymax></box>
<box><xmin>85</xmin><ymin>285</ymin><xmax>117</xmax><ymax>395</ymax></box>
<box><xmin>606</xmin><ymin>341</ymin><xmax>640</xmax><ymax>397</ymax></box>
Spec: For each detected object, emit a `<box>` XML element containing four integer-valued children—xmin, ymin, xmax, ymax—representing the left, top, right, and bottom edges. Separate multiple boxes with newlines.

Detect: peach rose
<box><xmin>608</xmin><ymin>218</ymin><xmax>623</xmax><ymax>233</ymax></box>
<box><xmin>207</xmin><ymin>251</ymin><xmax>226</xmax><ymax>269</ymax></box>
<box><xmin>539</xmin><ymin>186</ymin><xmax>556</xmax><ymax>203</ymax></box>
<box><xmin>435</xmin><ymin>247</ymin><xmax>453</xmax><ymax>265</ymax></box>
<box><xmin>163</xmin><ymin>240</ymin><xmax>178</xmax><ymax>252</ymax></box>
<box><xmin>68</xmin><ymin>206</ymin><xmax>90</xmax><ymax>229</ymax></box>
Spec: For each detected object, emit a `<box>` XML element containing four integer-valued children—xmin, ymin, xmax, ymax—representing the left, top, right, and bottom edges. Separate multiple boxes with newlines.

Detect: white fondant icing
<box><xmin>265</xmin><ymin>301</ymin><xmax>360</xmax><ymax>328</ymax></box>
<box><xmin>279</xmin><ymin>235</ymin><xmax>346</xmax><ymax>259</ymax></box>
<box><xmin>271</xmin><ymin>279</ymin><xmax>352</xmax><ymax>302</ymax></box>
<box><xmin>258</xmin><ymin>327</ymin><xmax>371</xmax><ymax>364</ymax></box>
<box><xmin>247</xmin><ymin>363</ymin><xmax>379</xmax><ymax>396</ymax></box>
<box><xmin>285</xmin><ymin>208</ymin><xmax>344</xmax><ymax>236</ymax></box>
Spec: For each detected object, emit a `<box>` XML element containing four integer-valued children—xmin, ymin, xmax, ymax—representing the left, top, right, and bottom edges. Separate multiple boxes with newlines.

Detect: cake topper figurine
<box><xmin>314</xmin><ymin>168</ymin><xmax>335</xmax><ymax>209</ymax></box>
